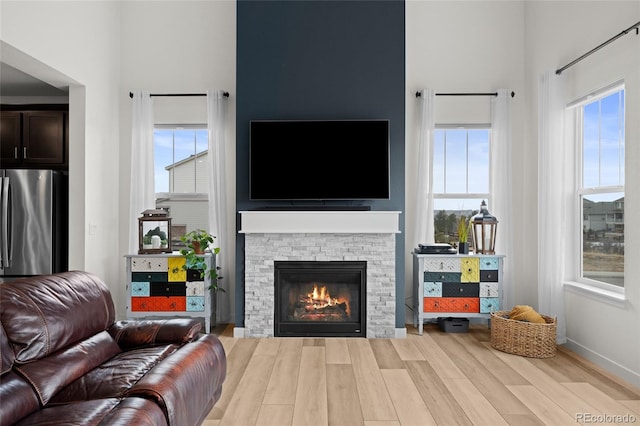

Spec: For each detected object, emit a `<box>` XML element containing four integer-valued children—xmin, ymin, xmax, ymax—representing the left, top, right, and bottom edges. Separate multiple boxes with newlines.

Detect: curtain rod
<box><xmin>556</xmin><ymin>20</ymin><xmax>640</xmax><ymax>75</ymax></box>
<box><xmin>415</xmin><ymin>91</ymin><xmax>515</xmax><ymax>98</ymax></box>
<box><xmin>129</xmin><ymin>91</ymin><xmax>229</xmax><ymax>98</ymax></box>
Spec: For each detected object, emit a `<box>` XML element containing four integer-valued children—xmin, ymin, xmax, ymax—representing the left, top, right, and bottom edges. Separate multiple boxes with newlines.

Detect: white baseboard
<box><xmin>232</xmin><ymin>326</ymin><xmax>407</xmax><ymax>339</ymax></box>
<box><xmin>565</xmin><ymin>338</ymin><xmax>640</xmax><ymax>388</ymax></box>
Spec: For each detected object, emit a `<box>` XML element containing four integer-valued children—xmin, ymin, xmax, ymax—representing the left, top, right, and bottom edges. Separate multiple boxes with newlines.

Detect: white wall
<box><xmin>407</xmin><ymin>0</ymin><xmax>639</xmax><ymax>386</ymax></box>
<box><xmin>117</xmin><ymin>1</ymin><xmax>237</xmax><ymax>322</ymax></box>
<box><xmin>1</xmin><ymin>1</ymin><xmax>122</xmax><ymax>306</ymax></box>
<box><xmin>523</xmin><ymin>1</ymin><xmax>640</xmax><ymax>386</ymax></box>
<box><xmin>405</xmin><ymin>0</ymin><xmax>526</xmax><ymax>317</ymax></box>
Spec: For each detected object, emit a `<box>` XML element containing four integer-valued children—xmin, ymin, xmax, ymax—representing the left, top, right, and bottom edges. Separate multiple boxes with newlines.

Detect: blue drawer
<box><xmin>479</xmin><ymin>257</ymin><xmax>499</xmax><ymax>270</ymax></box>
<box><xmin>186</xmin><ymin>296</ymin><xmax>205</xmax><ymax>311</ymax></box>
<box><xmin>480</xmin><ymin>297</ymin><xmax>500</xmax><ymax>313</ymax></box>
<box><xmin>423</xmin><ymin>282</ymin><xmax>442</xmax><ymax>297</ymax></box>
<box><xmin>131</xmin><ymin>282</ymin><xmax>150</xmax><ymax>297</ymax></box>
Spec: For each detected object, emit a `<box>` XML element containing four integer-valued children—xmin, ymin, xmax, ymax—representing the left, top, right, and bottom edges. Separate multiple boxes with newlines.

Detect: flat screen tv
<box><xmin>249</xmin><ymin>119</ymin><xmax>390</xmax><ymax>201</ymax></box>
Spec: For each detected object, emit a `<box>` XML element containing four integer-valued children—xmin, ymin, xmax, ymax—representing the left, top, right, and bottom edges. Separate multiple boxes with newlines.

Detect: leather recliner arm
<box><xmin>108</xmin><ymin>319</ymin><xmax>202</xmax><ymax>349</ymax></box>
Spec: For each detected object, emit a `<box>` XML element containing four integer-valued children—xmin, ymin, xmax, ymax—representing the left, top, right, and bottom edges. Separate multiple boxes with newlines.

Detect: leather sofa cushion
<box><xmin>50</xmin><ymin>344</ymin><xmax>177</xmax><ymax>404</ymax></box>
<box><xmin>1</xmin><ymin>271</ymin><xmax>115</xmax><ymax>363</ymax></box>
<box><xmin>129</xmin><ymin>334</ymin><xmax>227</xmax><ymax>426</ymax></box>
<box><xmin>0</xmin><ymin>371</ymin><xmax>41</xmax><ymax>425</ymax></box>
<box><xmin>1</xmin><ymin>321</ymin><xmax>15</xmax><ymax>375</ymax></box>
<box><xmin>14</xmin><ymin>397</ymin><xmax>168</xmax><ymax>426</ymax></box>
<box><xmin>15</xmin><ymin>331</ymin><xmax>122</xmax><ymax>405</ymax></box>
<box><xmin>109</xmin><ymin>319</ymin><xmax>201</xmax><ymax>349</ymax></box>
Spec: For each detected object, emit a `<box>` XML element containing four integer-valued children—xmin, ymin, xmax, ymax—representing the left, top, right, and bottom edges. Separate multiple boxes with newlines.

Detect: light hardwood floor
<box><xmin>203</xmin><ymin>324</ymin><xmax>640</xmax><ymax>426</ymax></box>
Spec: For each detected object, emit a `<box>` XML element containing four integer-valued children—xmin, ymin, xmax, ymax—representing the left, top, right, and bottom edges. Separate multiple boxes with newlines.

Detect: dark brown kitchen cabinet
<box><xmin>23</xmin><ymin>111</ymin><xmax>65</xmax><ymax>165</ymax></box>
<box><xmin>0</xmin><ymin>108</ymin><xmax>68</xmax><ymax>168</ymax></box>
<box><xmin>0</xmin><ymin>111</ymin><xmax>21</xmax><ymax>166</ymax></box>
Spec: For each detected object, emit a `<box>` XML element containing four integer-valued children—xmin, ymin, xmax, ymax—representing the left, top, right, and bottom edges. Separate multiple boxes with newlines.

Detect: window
<box><xmin>432</xmin><ymin>128</ymin><xmax>490</xmax><ymax>245</ymax></box>
<box><xmin>577</xmin><ymin>87</ymin><xmax>624</xmax><ymax>288</ymax></box>
<box><xmin>154</xmin><ymin>127</ymin><xmax>208</xmax><ymax>193</ymax></box>
<box><xmin>154</xmin><ymin>126</ymin><xmax>210</xmax><ymax>247</ymax></box>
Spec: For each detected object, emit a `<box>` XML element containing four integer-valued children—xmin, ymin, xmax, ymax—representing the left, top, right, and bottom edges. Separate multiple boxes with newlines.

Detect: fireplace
<box><xmin>274</xmin><ymin>261</ymin><xmax>366</xmax><ymax>337</ymax></box>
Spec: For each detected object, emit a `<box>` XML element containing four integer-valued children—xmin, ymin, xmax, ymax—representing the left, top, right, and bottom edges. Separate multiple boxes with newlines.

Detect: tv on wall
<box><xmin>249</xmin><ymin>119</ymin><xmax>390</xmax><ymax>201</ymax></box>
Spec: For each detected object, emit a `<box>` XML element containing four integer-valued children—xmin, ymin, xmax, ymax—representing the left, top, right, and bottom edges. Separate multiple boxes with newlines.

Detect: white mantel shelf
<box><xmin>238</xmin><ymin>210</ymin><xmax>402</xmax><ymax>234</ymax></box>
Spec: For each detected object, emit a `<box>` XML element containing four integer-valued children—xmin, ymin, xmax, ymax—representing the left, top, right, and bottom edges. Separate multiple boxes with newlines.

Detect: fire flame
<box><xmin>298</xmin><ymin>283</ymin><xmax>352</xmax><ymax>319</ymax></box>
<box><xmin>307</xmin><ymin>284</ymin><xmax>340</xmax><ymax>309</ymax></box>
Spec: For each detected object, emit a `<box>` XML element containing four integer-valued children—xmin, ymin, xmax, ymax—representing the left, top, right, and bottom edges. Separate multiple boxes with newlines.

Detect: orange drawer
<box><xmin>424</xmin><ymin>297</ymin><xmax>480</xmax><ymax>313</ymax></box>
<box><xmin>131</xmin><ymin>296</ymin><xmax>186</xmax><ymax>311</ymax></box>
<box><xmin>131</xmin><ymin>297</ymin><xmax>150</xmax><ymax>311</ymax></box>
<box><xmin>423</xmin><ymin>297</ymin><xmax>442</xmax><ymax>312</ymax></box>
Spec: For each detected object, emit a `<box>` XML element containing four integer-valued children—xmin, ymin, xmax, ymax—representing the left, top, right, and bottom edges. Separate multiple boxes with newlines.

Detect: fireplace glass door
<box><xmin>274</xmin><ymin>261</ymin><xmax>366</xmax><ymax>337</ymax></box>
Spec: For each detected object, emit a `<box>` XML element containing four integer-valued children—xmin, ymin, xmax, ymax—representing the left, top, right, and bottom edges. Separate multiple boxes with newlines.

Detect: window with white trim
<box><xmin>576</xmin><ymin>86</ymin><xmax>625</xmax><ymax>288</ymax></box>
<box><xmin>433</xmin><ymin>128</ymin><xmax>490</xmax><ymax>245</ymax></box>
<box><xmin>153</xmin><ymin>126</ymin><xmax>209</xmax><ymax>247</ymax></box>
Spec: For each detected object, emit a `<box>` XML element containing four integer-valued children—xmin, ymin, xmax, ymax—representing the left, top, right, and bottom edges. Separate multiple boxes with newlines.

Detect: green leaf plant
<box><xmin>179</xmin><ymin>229</ymin><xmax>224</xmax><ymax>292</ymax></box>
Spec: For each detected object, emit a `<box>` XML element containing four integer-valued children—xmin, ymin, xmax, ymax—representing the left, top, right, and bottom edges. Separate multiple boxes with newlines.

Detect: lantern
<box><xmin>471</xmin><ymin>200</ymin><xmax>498</xmax><ymax>255</ymax></box>
<box><xmin>138</xmin><ymin>209</ymin><xmax>172</xmax><ymax>254</ymax></box>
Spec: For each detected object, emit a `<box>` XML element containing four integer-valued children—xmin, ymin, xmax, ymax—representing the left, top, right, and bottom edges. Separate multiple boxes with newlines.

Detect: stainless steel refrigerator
<box><xmin>0</xmin><ymin>169</ymin><xmax>68</xmax><ymax>281</ymax></box>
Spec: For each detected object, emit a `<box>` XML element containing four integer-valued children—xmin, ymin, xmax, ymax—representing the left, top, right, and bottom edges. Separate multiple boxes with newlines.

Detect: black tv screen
<box><xmin>249</xmin><ymin>120</ymin><xmax>390</xmax><ymax>201</ymax></box>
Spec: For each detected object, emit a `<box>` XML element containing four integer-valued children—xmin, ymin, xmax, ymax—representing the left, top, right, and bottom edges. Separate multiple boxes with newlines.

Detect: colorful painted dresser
<box><xmin>125</xmin><ymin>253</ymin><xmax>215</xmax><ymax>333</ymax></box>
<box><xmin>413</xmin><ymin>253</ymin><xmax>505</xmax><ymax>335</ymax></box>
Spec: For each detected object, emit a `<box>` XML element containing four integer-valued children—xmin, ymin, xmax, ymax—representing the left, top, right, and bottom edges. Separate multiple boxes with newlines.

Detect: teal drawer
<box><xmin>479</xmin><ymin>257</ymin><xmax>499</xmax><ymax>270</ymax></box>
<box><xmin>480</xmin><ymin>297</ymin><xmax>500</xmax><ymax>313</ymax></box>
<box><xmin>132</xmin><ymin>272</ymin><xmax>168</xmax><ymax>282</ymax></box>
<box><xmin>424</xmin><ymin>272</ymin><xmax>461</xmax><ymax>283</ymax></box>
<box><xmin>187</xmin><ymin>296</ymin><xmax>205</xmax><ymax>311</ymax></box>
<box><xmin>423</xmin><ymin>282</ymin><xmax>442</xmax><ymax>297</ymax></box>
<box><xmin>131</xmin><ymin>282</ymin><xmax>150</xmax><ymax>297</ymax></box>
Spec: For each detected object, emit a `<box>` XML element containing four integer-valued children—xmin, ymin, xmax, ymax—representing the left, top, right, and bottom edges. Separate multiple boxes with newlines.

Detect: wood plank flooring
<box><xmin>203</xmin><ymin>324</ymin><xmax>640</xmax><ymax>426</ymax></box>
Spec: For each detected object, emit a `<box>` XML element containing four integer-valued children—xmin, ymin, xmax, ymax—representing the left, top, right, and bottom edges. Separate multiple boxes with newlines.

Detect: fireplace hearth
<box><xmin>274</xmin><ymin>261</ymin><xmax>366</xmax><ymax>337</ymax></box>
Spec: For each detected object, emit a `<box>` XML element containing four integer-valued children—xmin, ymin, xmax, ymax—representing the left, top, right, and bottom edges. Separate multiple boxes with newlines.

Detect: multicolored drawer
<box><xmin>414</xmin><ymin>254</ymin><xmax>504</xmax><ymax>335</ymax></box>
<box><xmin>423</xmin><ymin>297</ymin><xmax>480</xmax><ymax>313</ymax></box>
<box><xmin>125</xmin><ymin>254</ymin><xmax>214</xmax><ymax>332</ymax></box>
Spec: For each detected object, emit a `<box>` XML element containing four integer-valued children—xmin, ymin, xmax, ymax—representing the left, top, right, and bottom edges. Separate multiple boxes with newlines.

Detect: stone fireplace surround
<box><xmin>236</xmin><ymin>211</ymin><xmax>403</xmax><ymax>338</ymax></box>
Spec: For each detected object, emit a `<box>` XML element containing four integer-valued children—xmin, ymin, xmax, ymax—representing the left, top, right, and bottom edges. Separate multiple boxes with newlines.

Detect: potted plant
<box><xmin>142</xmin><ymin>235</ymin><xmax>153</xmax><ymax>249</ymax></box>
<box><xmin>457</xmin><ymin>216</ymin><xmax>471</xmax><ymax>254</ymax></box>
<box><xmin>179</xmin><ymin>230</ymin><xmax>224</xmax><ymax>292</ymax></box>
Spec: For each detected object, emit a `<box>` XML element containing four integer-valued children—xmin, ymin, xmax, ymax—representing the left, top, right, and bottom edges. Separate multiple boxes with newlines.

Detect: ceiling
<box><xmin>1</xmin><ymin>62</ymin><xmax>68</xmax><ymax>97</ymax></box>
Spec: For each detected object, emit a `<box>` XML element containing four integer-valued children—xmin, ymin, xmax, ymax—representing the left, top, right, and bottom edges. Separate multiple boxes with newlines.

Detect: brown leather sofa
<box><xmin>0</xmin><ymin>271</ymin><xmax>226</xmax><ymax>425</ymax></box>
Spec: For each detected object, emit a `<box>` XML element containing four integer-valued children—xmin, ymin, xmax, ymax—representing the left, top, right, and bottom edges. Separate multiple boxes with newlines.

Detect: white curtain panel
<box><xmin>537</xmin><ymin>70</ymin><xmax>567</xmax><ymax>343</ymax></box>
<box><xmin>490</xmin><ymin>89</ymin><xmax>514</xmax><ymax>310</ymax></box>
<box><xmin>206</xmin><ymin>90</ymin><xmax>229</xmax><ymax>309</ymax></box>
<box><xmin>129</xmin><ymin>91</ymin><xmax>155</xmax><ymax>254</ymax></box>
<box><xmin>414</xmin><ymin>89</ymin><xmax>436</xmax><ymax>246</ymax></box>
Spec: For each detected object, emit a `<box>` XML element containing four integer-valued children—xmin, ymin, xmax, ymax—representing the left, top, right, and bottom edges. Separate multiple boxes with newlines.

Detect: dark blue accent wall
<box><xmin>236</xmin><ymin>0</ymin><xmax>406</xmax><ymax>328</ymax></box>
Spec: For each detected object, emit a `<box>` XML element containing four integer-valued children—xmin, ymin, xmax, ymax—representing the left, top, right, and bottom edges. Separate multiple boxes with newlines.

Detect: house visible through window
<box><xmin>154</xmin><ymin>126</ymin><xmax>209</xmax><ymax>248</ymax></box>
<box><xmin>433</xmin><ymin>128</ymin><xmax>490</xmax><ymax>247</ymax></box>
<box><xmin>577</xmin><ymin>86</ymin><xmax>625</xmax><ymax>288</ymax></box>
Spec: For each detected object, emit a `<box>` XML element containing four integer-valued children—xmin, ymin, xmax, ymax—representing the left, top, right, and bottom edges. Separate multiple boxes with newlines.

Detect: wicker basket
<box><xmin>490</xmin><ymin>310</ymin><xmax>557</xmax><ymax>358</ymax></box>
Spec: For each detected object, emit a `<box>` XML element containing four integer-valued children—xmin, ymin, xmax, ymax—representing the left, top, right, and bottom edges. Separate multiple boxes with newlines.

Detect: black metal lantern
<box><xmin>138</xmin><ymin>209</ymin><xmax>172</xmax><ymax>254</ymax></box>
<box><xmin>471</xmin><ymin>200</ymin><xmax>498</xmax><ymax>255</ymax></box>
